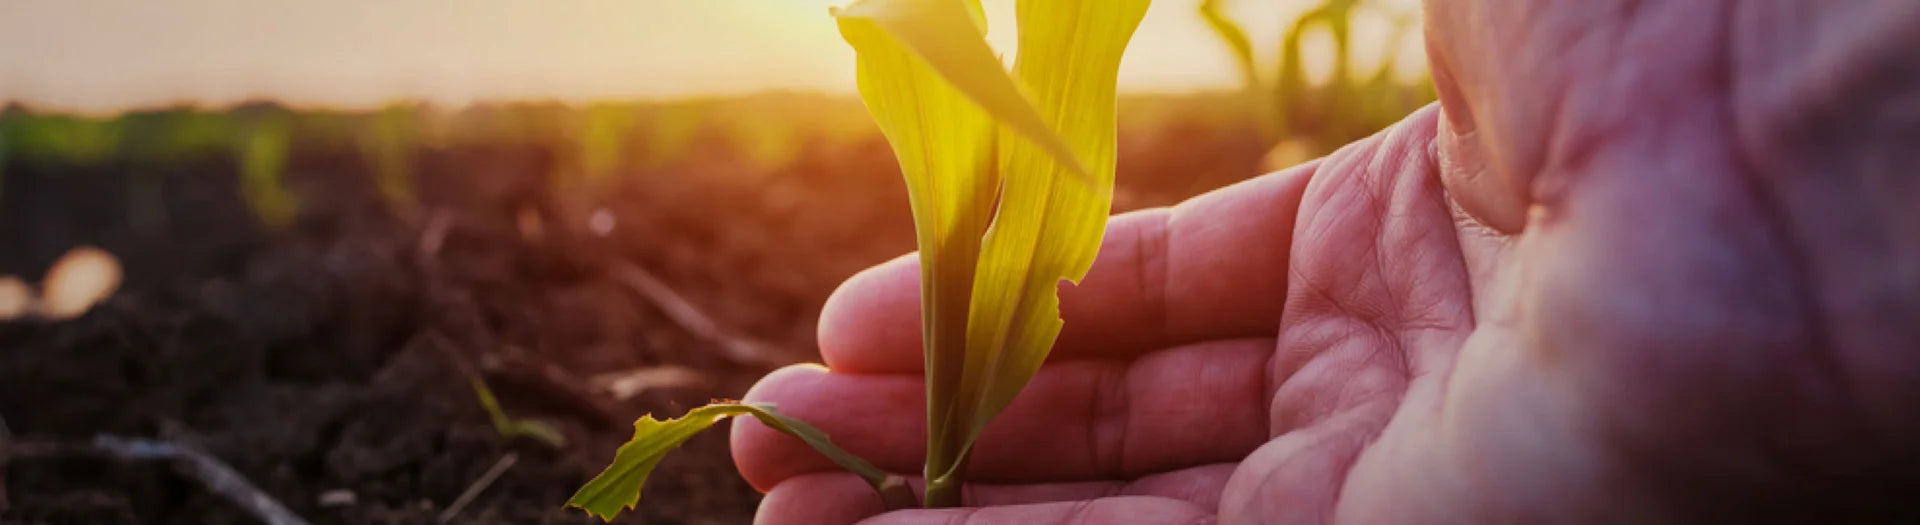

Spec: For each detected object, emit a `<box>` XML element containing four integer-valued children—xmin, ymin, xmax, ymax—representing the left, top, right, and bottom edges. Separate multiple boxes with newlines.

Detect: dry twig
<box><xmin>417</xmin><ymin>208</ymin><xmax>456</xmax><ymax>260</ymax></box>
<box><xmin>437</xmin><ymin>452</ymin><xmax>518</xmax><ymax>524</ymax></box>
<box><xmin>588</xmin><ymin>365</ymin><xmax>714</xmax><ymax>401</ymax></box>
<box><xmin>3</xmin><ymin>434</ymin><xmax>309</xmax><ymax>525</ymax></box>
<box><xmin>608</xmin><ymin>262</ymin><xmax>789</xmax><ymax>368</ymax></box>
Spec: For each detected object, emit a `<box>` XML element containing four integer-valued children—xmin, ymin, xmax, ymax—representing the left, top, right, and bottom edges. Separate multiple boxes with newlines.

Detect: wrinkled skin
<box><xmin>733</xmin><ymin>1</ymin><xmax>1920</xmax><ymax>523</ymax></box>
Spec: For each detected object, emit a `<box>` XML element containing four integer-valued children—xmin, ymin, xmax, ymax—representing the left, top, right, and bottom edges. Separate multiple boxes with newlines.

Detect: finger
<box><xmin>755</xmin><ymin>464</ymin><xmax>1234</xmax><ymax>525</ymax></box>
<box><xmin>732</xmin><ymin>339</ymin><xmax>1271</xmax><ymax>490</ymax></box>
<box><xmin>857</xmin><ymin>496</ymin><xmax>1213</xmax><ymax>525</ymax></box>
<box><xmin>819</xmin><ymin>164</ymin><xmax>1314</xmax><ymax>373</ymax></box>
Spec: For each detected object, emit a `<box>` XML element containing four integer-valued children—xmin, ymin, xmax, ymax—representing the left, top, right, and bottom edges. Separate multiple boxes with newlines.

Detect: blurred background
<box><xmin>0</xmin><ymin>0</ymin><xmax>1432</xmax><ymax>523</ymax></box>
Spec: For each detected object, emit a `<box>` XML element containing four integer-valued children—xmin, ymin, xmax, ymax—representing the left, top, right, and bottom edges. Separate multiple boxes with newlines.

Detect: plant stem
<box><xmin>924</xmin><ymin>475</ymin><xmax>963</xmax><ymax>508</ymax></box>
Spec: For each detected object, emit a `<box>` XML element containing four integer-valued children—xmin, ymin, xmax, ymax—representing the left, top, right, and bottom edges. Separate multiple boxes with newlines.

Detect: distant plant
<box><xmin>566</xmin><ymin>0</ymin><xmax>1149</xmax><ymax>519</ymax></box>
<box><xmin>576</xmin><ymin>103</ymin><xmax>638</xmax><ymax>185</ymax></box>
<box><xmin>239</xmin><ymin>118</ymin><xmax>300</xmax><ymax>227</ymax></box>
<box><xmin>0</xmin><ymin>113</ymin><xmax>126</xmax><ymax>164</ymax></box>
<box><xmin>638</xmin><ymin>100</ymin><xmax>709</xmax><ymax>170</ymax></box>
<box><xmin>360</xmin><ymin>105</ymin><xmax>420</xmax><ymax>208</ymax></box>
<box><xmin>117</xmin><ymin>109</ymin><xmax>235</xmax><ymax>163</ymax></box>
<box><xmin>1199</xmin><ymin>0</ymin><xmax>1433</xmax><ymax>160</ymax></box>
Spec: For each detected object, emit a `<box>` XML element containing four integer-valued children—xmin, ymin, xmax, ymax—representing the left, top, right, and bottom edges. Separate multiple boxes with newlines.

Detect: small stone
<box><xmin>589</xmin><ymin>209</ymin><xmax>617</xmax><ymax>237</ymax></box>
<box><xmin>317</xmin><ymin>489</ymin><xmax>356</xmax><ymax>507</ymax></box>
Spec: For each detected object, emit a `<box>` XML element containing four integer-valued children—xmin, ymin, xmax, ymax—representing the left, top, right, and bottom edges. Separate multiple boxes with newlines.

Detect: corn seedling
<box><xmin>1198</xmin><ymin>0</ymin><xmax>1432</xmax><ymax>158</ymax></box>
<box><xmin>360</xmin><ymin>105</ymin><xmax>420</xmax><ymax>208</ymax></box>
<box><xmin>567</xmin><ymin>0</ymin><xmax>1147</xmax><ymax>519</ymax></box>
<box><xmin>240</xmin><ymin>119</ymin><xmax>300</xmax><ymax>227</ymax></box>
<box><xmin>637</xmin><ymin>100</ymin><xmax>708</xmax><ymax>170</ymax></box>
<box><xmin>421</xmin><ymin>332</ymin><xmax>569</xmax><ymax>449</ymax></box>
<box><xmin>469</xmin><ymin>376</ymin><xmax>567</xmax><ymax>449</ymax></box>
<box><xmin>0</xmin><ymin>113</ymin><xmax>126</xmax><ymax>165</ymax></box>
<box><xmin>577</xmin><ymin>103</ymin><xmax>639</xmax><ymax>185</ymax></box>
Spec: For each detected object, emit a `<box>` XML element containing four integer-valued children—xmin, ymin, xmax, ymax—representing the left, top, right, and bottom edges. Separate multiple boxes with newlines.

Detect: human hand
<box><xmin>734</xmin><ymin>1</ymin><xmax>1920</xmax><ymax>523</ymax></box>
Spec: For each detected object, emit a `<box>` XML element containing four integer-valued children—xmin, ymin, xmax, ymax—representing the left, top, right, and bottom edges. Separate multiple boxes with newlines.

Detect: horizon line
<box><xmin>2</xmin><ymin>86</ymin><xmax>1267</xmax><ymax>118</ymax></box>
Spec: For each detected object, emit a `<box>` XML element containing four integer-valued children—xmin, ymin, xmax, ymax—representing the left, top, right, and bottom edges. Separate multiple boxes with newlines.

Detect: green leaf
<box><xmin>567</xmin><ymin>403</ymin><xmax>911</xmax><ymax>520</ymax></box>
<box><xmin>469</xmin><ymin>378</ymin><xmax>566</xmax><ymax>449</ymax></box>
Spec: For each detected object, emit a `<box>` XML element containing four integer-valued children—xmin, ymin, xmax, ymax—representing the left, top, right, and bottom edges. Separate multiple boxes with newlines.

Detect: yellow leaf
<box><xmin>835</xmin><ymin>3</ymin><xmax>999</xmax><ymax>487</ymax></box>
<box><xmin>833</xmin><ymin>0</ymin><xmax>1089</xmax><ymax>177</ymax></box>
<box><xmin>947</xmin><ymin>0</ymin><xmax>1150</xmax><ymax>489</ymax></box>
<box><xmin>835</xmin><ymin>0</ymin><xmax>1150</xmax><ymax>508</ymax></box>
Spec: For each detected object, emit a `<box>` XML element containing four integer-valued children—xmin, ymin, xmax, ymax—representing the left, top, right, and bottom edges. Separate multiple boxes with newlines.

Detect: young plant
<box><xmin>1197</xmin><ymin>0</ymin><xmax>1432</xmax><ymax>155</ymax></box>
<box><xmin>567</xmin><ymin>0</ymin><xmax>1148</xmax><ymax>518</ymax></box>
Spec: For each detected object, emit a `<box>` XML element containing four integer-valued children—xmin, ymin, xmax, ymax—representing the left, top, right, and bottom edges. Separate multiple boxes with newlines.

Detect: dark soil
<box><xmin>0</xmin><ymin>101</ymin><xmax>1266</xmax><ymax>524</ymax></box>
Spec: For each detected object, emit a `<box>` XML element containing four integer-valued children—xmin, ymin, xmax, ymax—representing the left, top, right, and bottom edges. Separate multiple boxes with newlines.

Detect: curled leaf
<box><xmin>567</xmin><ymin>402</ymin><xmax>912</xmax><ymax>520</ymax></box>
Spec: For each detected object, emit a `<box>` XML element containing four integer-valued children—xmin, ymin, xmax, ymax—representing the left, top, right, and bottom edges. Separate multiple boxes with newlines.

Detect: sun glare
<box><xmin>0</xmin><ymin>0</ymin><xmax>1426</xmax><ymax>112</ymax></box>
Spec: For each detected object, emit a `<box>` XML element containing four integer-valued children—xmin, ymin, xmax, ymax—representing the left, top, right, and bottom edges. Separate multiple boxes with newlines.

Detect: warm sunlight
<box><xmin>2</xmin><ymin>1</ymin><xmax>1452</xmax><ymax>521</ymax></box>
<box><xmin>0</xmin><ymin>0</ymin><xmax>1420</xmax><ymax>112</ymax></box>
<box><xmin>8</xmin><ymin>1</ymin><xmax>1896</xmax><ymax>522</ymax></box>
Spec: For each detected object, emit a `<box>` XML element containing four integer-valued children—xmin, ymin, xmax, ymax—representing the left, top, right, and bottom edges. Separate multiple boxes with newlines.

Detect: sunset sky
<box><xmin>0</xmin><ymin>0</ymin><xmax>1423</xmax><ymax>113</ymax></box>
